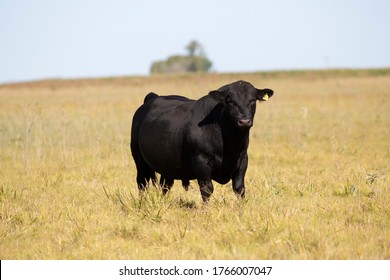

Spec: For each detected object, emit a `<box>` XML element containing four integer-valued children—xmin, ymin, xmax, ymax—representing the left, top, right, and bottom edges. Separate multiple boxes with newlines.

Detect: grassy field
<box><xmin>0</xmin><ymin>69</ymin><xmax>389</xmax><ymax>259</ymax></box>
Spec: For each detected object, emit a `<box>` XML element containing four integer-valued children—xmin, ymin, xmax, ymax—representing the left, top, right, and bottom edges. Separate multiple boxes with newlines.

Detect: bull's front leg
<box><xmin>232</xmin><ymin>153</ymin><xmax>248</xmax><ymax>199</ymax></box>
<box><xmin>193</xmin><ymin>154</ymin><xmax>214</xmax><ymax>203</ymax></box>
<box><xmin>197</xmin><ymin>179</ymin><xmax>214</xmax><ymax>203</ymax></box>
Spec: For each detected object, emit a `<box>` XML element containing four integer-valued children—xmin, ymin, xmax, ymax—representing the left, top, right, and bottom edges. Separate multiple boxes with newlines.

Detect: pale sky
<box><xmin>1</xmin><ymin>0</ymin><xmax>389</xmax><ymax>83</ymax></box>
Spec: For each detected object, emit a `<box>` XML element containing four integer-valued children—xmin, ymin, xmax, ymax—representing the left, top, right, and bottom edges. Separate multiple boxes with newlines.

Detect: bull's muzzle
<box><xmin>238</xmin><ymin>119</ymin><xmax>252</xmax><ymax>128</ymax></box>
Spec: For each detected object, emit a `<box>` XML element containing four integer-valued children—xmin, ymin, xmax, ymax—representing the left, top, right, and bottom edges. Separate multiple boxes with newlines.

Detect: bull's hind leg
<box><xmin>131</xmin><ymin>143</ymin><xmax>156</xmax><ymax>191</ymax></box>
<box><xmin>182</xmin><ymin>180</ymin><xmax>190</xmax><ymax>191</ymax></box>
<box><xmin>135</xmin><ymin>161</ymin><xmax>156</xmax><ymax>191</ymax></box>
<box><xmin>160</xmin><ymin>176</ymin><xmax>174</xmax><ymax>195</ymax></box>
<box><xmin>197</xmin><ymin>180</ymin><xmax>214</xmax><ymax>203</ymax></box>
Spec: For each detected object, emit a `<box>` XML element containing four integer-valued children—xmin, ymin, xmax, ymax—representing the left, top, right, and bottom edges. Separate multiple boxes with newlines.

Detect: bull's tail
<box><xmin>144</xmin><ymin>92</ymin><xmax>159</xmax><ymax>104</ymax></box>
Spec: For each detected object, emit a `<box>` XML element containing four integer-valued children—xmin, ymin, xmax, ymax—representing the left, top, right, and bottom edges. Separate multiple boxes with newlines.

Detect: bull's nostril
<box><xmin>238</xmin><ymin>119</ymin><xmax>252</xmax><ymax>127</ymax></box>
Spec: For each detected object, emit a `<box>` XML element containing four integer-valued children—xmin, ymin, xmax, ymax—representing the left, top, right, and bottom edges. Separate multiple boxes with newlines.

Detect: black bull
<box><xmin>131</xmin><ymin>80</ymin><xmax>274</xmax><ymax>202</ymax></box>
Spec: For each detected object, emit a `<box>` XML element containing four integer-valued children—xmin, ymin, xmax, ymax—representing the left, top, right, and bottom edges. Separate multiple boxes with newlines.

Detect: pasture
<box><xmin>0</xmin><ymin>70</ymin><xmax>389</xmax><ymax>259</ymax></box>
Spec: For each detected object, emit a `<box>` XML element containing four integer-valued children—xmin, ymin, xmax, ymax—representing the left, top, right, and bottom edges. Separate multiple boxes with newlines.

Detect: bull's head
<box><xmin>209</xmin><ymin>80</ymin><xmax>274</xmax><ymax>129</ymax></box>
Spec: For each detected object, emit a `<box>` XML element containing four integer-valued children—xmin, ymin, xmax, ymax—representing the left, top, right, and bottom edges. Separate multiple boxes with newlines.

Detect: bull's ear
<box><xmin>256</xmin><ymin>88</ymin><xmax>274</xmax><ymax>101</ymax></box>
<box><xmin>209</xmin><ymin>90</ymin><xmax>227</xmax><ymax>102</ymax></box>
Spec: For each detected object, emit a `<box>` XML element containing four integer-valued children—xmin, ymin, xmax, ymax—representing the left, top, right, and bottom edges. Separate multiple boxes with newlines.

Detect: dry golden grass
<box><xmin>0</xmin><ymin>70</ymin><xmax>389</xmax><ymax>259</ymax></box>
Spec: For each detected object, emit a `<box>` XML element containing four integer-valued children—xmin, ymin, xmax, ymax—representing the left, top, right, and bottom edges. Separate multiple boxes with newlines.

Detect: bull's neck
<box><xmin>220</xmin><ymin>112</ymin><xmax>250</xmax><ymax>154</ymax></box>
<box><xmin>201</xmin><ymin>98</ymin><xmax>250</xmax><ymax>153</ymax></box>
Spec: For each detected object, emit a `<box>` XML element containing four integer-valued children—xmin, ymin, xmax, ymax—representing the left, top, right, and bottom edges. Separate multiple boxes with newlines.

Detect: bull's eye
<box><xmin>228</xmin><ymin>100</ymin><xmax>238</xmax><ymax>107</ymax></box>
<box><xmin>225</xmin><ymin>95</ymin><xmax>232</xmax><ymax>104</ymax></box>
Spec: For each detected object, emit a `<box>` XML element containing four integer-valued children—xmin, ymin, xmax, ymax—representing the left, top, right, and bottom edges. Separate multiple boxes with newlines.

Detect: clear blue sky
<box><xmin>1</xmin><ymin>0</ymin><xmax>389</xmax><ymax>83</ymax></box>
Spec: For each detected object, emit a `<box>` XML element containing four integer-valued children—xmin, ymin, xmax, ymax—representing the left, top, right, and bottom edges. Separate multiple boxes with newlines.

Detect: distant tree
<box><xmin>150</xmin><ymin>40</ymin><xmax>212</xmax><ymax>74</ymax></box>
<box><xmin>186</xmin><ymin>40</ymin><xmax>203</xmax><ymax>57</ymax></box>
